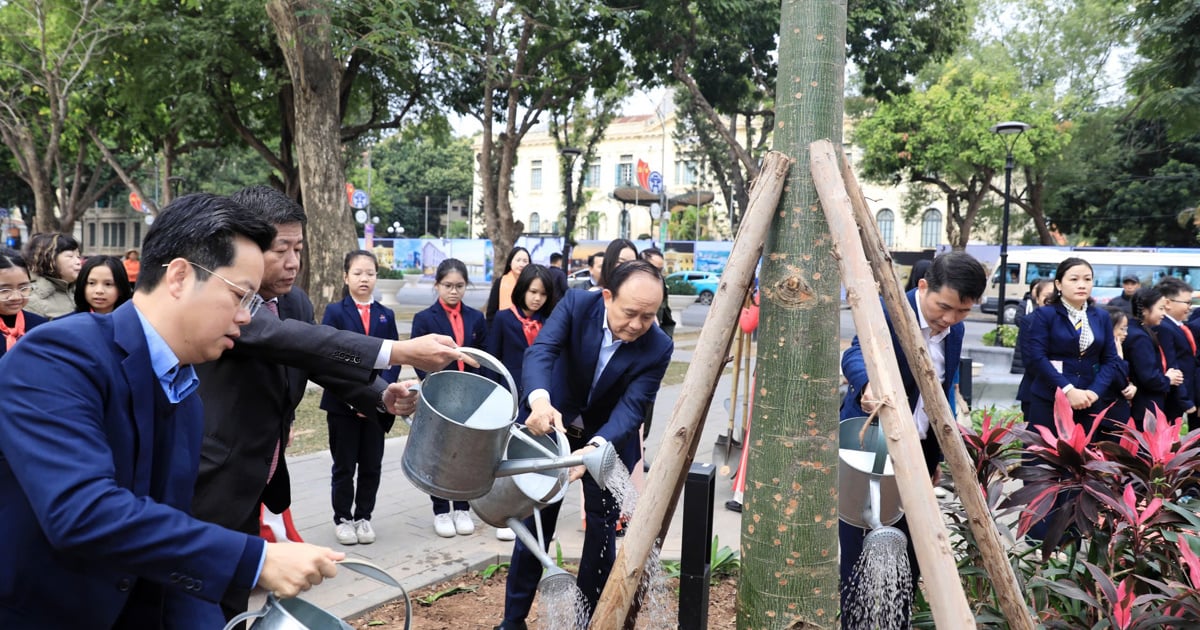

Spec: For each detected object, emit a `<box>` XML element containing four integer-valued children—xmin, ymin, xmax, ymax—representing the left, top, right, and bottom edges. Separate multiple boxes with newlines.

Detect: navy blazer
<box><xmin>0</xmin><ymin>303</ymin><xmax>261</xmax><ymax>628</ymax></box>
<box><xmin>521</xmin><ymin>290</ymin><xmax>673</xmax><ymax>470</ymax></box>
<box><xmin>319</xmin><ymin>296</ymin><xmax>401</xmax><ymax>425</ymax></box>
<box><xmin>1124</xmin><ymin>320</ymin><xmax>1171</xmax><ymax>424</ymax></box>
<box><xmin>410</xmin><ymin>300</ymin><xmax>488</xmax><ymax>380</ymax></box>
<box><xmin>1017</xmin><ymin>303</ymin><xmax>1124</xmax><ymax>405</ymax></box>
<box><xmin>841</xmin><ymin>289</ymin><xmax>962</xmax><ymax>423</ymax></box>
<box><xmin>1156</xmin><ymin>318</ymin><xmax>1195</xmax><ymax>418</ymax></box>
<box><xmin>487</xmin><ymin>307</ymin><xmax>546</xmax><ymax>398</ymax></box>
<box><xmin>0</xmin><ymin>310</ymin><xmax>47</xmax><ymax>362</ymax></box>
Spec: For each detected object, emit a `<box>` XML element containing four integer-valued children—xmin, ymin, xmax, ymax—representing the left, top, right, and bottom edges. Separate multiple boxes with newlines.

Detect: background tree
<box><xmin>1124</xmin><ymin>0</ymin><xmax>1200</xmax><ymax>134</ymax></box>
<box><xmin>740</xmin><ymin>0</ymin><xmax>846</xmax><ymax>624</ymax></box>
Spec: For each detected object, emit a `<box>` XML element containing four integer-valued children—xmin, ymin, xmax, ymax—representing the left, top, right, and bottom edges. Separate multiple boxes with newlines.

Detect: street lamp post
<box><xmin>990</xmin><ymin>120</ymin><xmax>1031</xmax><ymax>343</ymax></box>
<box><xmin>560</xmin><ymin>147</ymin><xmax>582</xmax><ymax>264</ymax></box>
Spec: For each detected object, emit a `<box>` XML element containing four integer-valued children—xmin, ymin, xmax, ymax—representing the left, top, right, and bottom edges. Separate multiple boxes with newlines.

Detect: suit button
<box><xmin>117</xmin><ymin>578</ymin><xmax>132</xmax><ymax>592</ymax></box>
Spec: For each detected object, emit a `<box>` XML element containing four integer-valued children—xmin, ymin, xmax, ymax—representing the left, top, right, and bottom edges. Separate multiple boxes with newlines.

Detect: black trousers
<box><xmin>327</xmin><ymin>411</ymin><xmax>386</xmax><ymax>523</ymax></box>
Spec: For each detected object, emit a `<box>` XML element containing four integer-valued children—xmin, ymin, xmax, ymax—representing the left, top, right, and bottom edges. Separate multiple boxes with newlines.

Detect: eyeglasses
<box><xmin>438</xmin><ymin>282</ymin><xmax>467</xmax><ymax>293</ymax></box>
<box><xmin>1170</xmin><ymin>299</ymin><xmax>1193</xmax><ymax>306</ymax></box>
<box><xmin>0</xmin><ymin>285</ymin><xmax>33</xmax><ymax>300</ymax></box>
<box><xmin>164</xmin><ymin>261</ymin><xmax>263</xmax><ymax>316</ymax></box>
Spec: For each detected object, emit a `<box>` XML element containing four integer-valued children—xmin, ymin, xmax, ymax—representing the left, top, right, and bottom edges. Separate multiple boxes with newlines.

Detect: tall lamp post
<box><xmin>560</xmin><ymin>147</ymin><xmax>583</xmax><ymax>265</ymax></box>
<box><xmin>990</xmin><ymin>120</ymin><xmax>1031</xmax><ymax>343</ymax></box>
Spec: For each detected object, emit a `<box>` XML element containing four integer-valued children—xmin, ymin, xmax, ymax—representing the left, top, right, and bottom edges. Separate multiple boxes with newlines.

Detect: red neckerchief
<box><xmin>441</xmin><ymin>299</ymin><xmax>465</xmax><ymax>370</ymax></box>
<box><xmin>510</xmin><ymin>306</ymin><xmax>542</xmax><ymax>346</ymax></box>
<box><xmin>0</xmin><ymin>311</ymin><xmax>26</xmax><ymax>350</ymax></box>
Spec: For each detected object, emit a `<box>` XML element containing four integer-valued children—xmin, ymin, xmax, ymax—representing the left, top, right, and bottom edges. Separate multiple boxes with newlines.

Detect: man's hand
<box><xmin>1066</xmin><ymin>388</ymin><xmax>1098</xmax><ymax>410</ymax></box>
<box><xmin>382</xmin><ymin>380</ymin><xmax>419</xmax><ymax>416</ymax></box>
<box><xmin>389</xmin><ymin>334</ymin><xmax>480</xmax><ymax>372</ymax></box>
<box><xmin>567</xmin><ymin>443</ymin><xmax>597</xmax><ymax>482</ymax></box>
<box><xmin>526</xmin><ymin>398</ymin><xmax>563</xmax><ymax>436</ymax></box>
<box><xmin>258</xmin><ymin>543</ymin><xmax>343</xmax><ymax>599</ymax></box>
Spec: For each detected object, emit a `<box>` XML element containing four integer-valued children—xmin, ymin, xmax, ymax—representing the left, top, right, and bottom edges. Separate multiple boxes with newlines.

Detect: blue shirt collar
<box><xmin>133</xmin><ymin>305</ymin><xmax>199</xmax><ymax>403</ymax></box>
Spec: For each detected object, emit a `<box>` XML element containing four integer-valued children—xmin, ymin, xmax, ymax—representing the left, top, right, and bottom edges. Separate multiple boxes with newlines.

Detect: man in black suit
<box><xmin>192</xmin><ymin>186</ymin><xmax>465</xmax><ymax>623</ymax></box>
<box><xmin>1109</xmin><ymin>275</ymin><xmax>1140</xmax><ymax>314</ymax></box>
<box><xmin>495</xmin><ymin>260</ymin><xmax>673</xmax><ymax>630</ymax></box>
<box><xmin>548</xmin><ymin>252</ymin><xmax>569</xmax><ymax>301</ymax></box>
<box><xmin>1156</xmin><ymin>277</ymin><xmax>1196</xmax><ymax>425</ymax></box>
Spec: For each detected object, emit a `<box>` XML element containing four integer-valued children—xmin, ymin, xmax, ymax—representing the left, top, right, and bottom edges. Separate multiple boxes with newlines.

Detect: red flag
<box><xmin>637</xmin><ymin>160</ymin><xmax>651</xmax><ymax>190</ymax></box>
<box><xmin>345</xmin><ymin>183</ymin><xmax>355</xmax><ymax>206</ymax></box>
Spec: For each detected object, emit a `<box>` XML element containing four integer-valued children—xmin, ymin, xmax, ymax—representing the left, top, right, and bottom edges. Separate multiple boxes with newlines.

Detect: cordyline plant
<box><xmin>912</xmin><ymin>394</ymin><xmax>1200</xmax><ymax>628</ymax></box>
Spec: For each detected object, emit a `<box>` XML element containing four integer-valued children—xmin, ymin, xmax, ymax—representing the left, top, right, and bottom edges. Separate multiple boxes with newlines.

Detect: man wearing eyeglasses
<box><xmin>0</xmin><ymin>194</ymin><xmax>347</xmax><ymax>628</ymax></box>
<box><xmin>1156</xmin><ymin>276</ymin><xmax>1197</xmax><ymax>424</ymax></box>
<box><xmin>190</xmin><ymin>186</ymin><xmax>470</xmax><ymax>624</ymax></box>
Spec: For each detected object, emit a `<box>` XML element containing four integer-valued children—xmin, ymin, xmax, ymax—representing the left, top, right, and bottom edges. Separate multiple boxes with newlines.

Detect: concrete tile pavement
<box><xmin>277</xmin><ymin>349</ymin><xmax>750</xmax><ymax>621</ymax></box>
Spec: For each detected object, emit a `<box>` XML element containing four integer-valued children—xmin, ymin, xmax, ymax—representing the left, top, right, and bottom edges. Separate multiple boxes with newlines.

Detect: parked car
<box><xmin>568</xmin><ymin>268</ymin><xmax>593</xmax><ymax>289</ymax></box>
<box><xmin>665</xmin><ymin>271</ymin><xmax>720</xmax><ymax>305</ymax></box>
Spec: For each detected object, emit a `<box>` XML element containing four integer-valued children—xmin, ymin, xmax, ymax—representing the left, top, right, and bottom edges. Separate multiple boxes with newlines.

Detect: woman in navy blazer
<box><xmin>1123</xmin><ymin>286</ymin><xmax>1184</xmax><ymax>427</ymax></box>
<box><xmin>0</xmin><ymin>248</ymin><xmax>47</xmax><ymax>361</ymax></box>
<box><xmin>410</xmin><ymin>258</ymin><xmax>488</xmax><ymax>538</ymax></box>
<box><xmin>1018</xmin><ymin>257</ymin><xmax>1125</xmax><ymax>432</ymax></box>
<box><xmin>319</xmin><ymin>250</ymin><xmax>401</xmax><ymax>546</ymax></box>
<box><xmin>1098</xmin><ymin>305</ymin><xmax>1136</xmax><ymax>425</ymax></box>
<box><xmin>487</xmin><ymin>264</ymin><xmax>557</xmax><ymax>400</ymax></box>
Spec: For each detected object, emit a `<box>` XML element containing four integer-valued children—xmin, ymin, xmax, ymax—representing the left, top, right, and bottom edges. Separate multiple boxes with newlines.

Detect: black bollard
<box><xmin>959</xmin><ymin>356</ymin><xmax>973</xmax><ymax>408</ymax></box>
<box><xmin>680</xmin><ymin>462</ymin><xmax>715</xmax><ymax>630</ymax></box>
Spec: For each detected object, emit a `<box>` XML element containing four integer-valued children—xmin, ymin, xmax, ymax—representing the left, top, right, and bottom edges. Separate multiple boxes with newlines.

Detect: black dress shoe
<box><xmin>725</xmin><ymin>499</ymin><xmax>742</xmax><ymax>513</ymax></box>
<box><xmin>493</xmin><ymin>622</ymin><xmax>528</xmax><ymax>630</ymax></box>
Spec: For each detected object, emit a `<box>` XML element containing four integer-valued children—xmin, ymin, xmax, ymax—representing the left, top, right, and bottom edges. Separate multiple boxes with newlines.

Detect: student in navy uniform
<box><xmin>1154</xmin><ymin>277</ymin><xmax>1196</xmax><ymax>425</ymax></box>
<box><xmin>1123</xmin><ymin>286</ymin><xmax>1184</xmax><ymax>426</ymax></box>
<box><xmin>1100</xmin><ymin>305</ymin><xmax>1135</xmax><ymax>426</ymax></box>
<box><xmin>320</xmin><ymin>250</ymin><xmax>401</xmax><ymax>546</ymax></box>
<box><xmin>411</xmin><ymin>258</ymin><xmax>488</xmax><ymax>538</ymax></box>
<box><xmin>0</xmin><ymin>248</ymin><xmax>48</xmax><ymax>360</ymax></box>
<box><xmin>487</xmin><ymin>263</ymin><xmax>557</xmax><ymax>400</ymax></box>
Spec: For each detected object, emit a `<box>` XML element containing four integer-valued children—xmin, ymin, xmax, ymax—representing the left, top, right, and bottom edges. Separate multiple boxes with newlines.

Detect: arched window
<box><xmin>529</xmin><ymin>212</ymin><xmax>540</xmax><ymax>234</ymax></box>
<box><xmin>876</xmin><ymin>209</ymin><xmax>894</xmax><ymax>248</ymax></box>
<box><xmin>921</xmin><ymin>209</ymin><xmax>942</xmax><ymax>248</ymax></box>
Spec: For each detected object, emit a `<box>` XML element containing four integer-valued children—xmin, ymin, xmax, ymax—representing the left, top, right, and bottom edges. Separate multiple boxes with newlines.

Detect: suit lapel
<box><xmin>113</xmin><ymin>304</ymin><xmax>157</xmax><ymax>496</ymax></box>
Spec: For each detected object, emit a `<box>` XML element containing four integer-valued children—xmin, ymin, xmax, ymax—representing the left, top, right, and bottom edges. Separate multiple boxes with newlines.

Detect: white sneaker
<box><xmin>433</xmin><ymin>513</ymin><xmax>456</xmax><ymax>538</ymax></box>
<box><xmin>495</xmin><ymin>527</ymin><xmax>516</xmax><ymax>541</ymax></box>
<box><xmin>355</xmin><ymin>519</ymin><xmax>376</xmax><ymax>544</ymax></box>
<box><xmin>452</xmin><ymin>510</ymin><xmax>475</xmax><ymax>535</ymax></box>
<box><xmin>335</xmin><ymin>519</ymin><xmax>358</xmax><ymax>545</ymax></box>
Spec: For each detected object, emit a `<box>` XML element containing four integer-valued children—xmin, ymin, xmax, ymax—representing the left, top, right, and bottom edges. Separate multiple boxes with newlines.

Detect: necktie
<box><xmin>0</xmin><ymin>311</ymin><xmax>25</xmax><ymax>350</ymax></box>
<box><xmin>445</xmin><ymin>304</ymin><xmax>464</xmax><ymax>371</ymax></box>
<box><xmin>357</xmin><ymin>303</ymin><xmax>371</xmax><ymax>334</ymax></box>
<box><xmin>1182</xmin><ymin>323</ymin><xmax>1197</xmax><ymax>354</ymax></box>
<box><xmin>263</xmin><ymin>299</ymin><xmax>279</xmax><ymax>317</ymax></box>
<box><xmin>1068</xmin><ymin>307</ymin><xmax>1092</xmax><ymax>354</ymax></box>
<box><xmin>511</xmin><ymin>306</ymin><xmax>542</xmax><ymax>346</ymax></box>
<box><xmin>262</xmin><ymin>296</ymin><xmax>282</xmax><ymax>483</ymax></box>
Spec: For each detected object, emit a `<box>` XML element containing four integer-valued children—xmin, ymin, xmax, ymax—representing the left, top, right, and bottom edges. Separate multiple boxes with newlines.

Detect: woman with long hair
<box><xmin>0</xmin><ymin>248</ymin><xmax>48</xmax><ymax>360</ymax></box>
<box><xmin>411</xmin><ymin>258</ymin><xmax>488</xmax><ymax>538</ymax></box>
<box><xmin>599</xmin><ymin>238</ymin><xmax>638</xmax><ymax>289</ymax></box>
<box><xmin>1011</xmin><ymin>279</ymin><xmax>1055</xmax><ymax>375</ymax></box>
<box><xmin>73</xmin><ymin>256</ymin><xmax>133</xmax><ymax>314</ymax></box>
<box><xmin>1124</xmin><ymin>286</ymin><xmax>1184</xmax><ymax>426</ymax></box>
<box><xmin>320</xmin><ymin>250</ymin><xmax>400</xmax><ymax>546</ymax></box>
<box><xmin>484</xmin><ymin>246</ymin><xmax>530</xmax><ymax>323</ymax></box>
<box><xmin>23</xmin><ymin>232</ymin><xmax>81</xmax><ymax>319</ymax></box>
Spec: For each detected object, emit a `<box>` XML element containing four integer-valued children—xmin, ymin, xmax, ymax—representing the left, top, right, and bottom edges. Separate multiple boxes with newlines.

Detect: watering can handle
<box><xmin>458</xmin><ymin>347</ymin><xmax>520</xmax><ymax>420</ymax></box>
<box><xmin>223</xmin><ymin>607</ymin><xmax>267</xmax><ymax>630</ymax></box>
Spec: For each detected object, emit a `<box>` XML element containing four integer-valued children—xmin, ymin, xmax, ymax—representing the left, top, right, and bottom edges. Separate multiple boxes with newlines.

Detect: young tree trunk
<box><xmin>737</xmin><ymin>0</ymin><xmax>846</xmax><ymax>626</ymax></box>
<box><xmin>266</xmin><ymin>0</ymin><xmax>357</xmax><ymax>318</ymax></box>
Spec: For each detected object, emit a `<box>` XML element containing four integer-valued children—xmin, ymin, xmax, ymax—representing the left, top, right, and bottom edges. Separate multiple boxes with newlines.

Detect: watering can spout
<box><xmin>494</xmin><ymin>441</ymin><xmax>617</xmax><ymax>490</ymax></box>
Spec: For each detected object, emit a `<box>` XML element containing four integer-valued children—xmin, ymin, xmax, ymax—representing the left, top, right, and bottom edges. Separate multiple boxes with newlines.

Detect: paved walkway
<box><xmin>277</xmin><ymin>339</ymin><xmax>749</xmax><ymax>621</ymax></box>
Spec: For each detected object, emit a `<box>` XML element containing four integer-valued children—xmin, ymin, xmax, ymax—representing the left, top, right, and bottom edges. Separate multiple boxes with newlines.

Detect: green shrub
<box><xmin>665</xmin><ymin>276</ymin><xmax>697</xmax><ymax>295</ymax></box>
<box><xmin>376</xmin><ymin>267</ymin><xmax>405</xmax><ymax>280</ymax></box>
<box><xmin>981</xmin><ymin>324</ymin><xmax>1018</xmax><ymax>348</ymax></box>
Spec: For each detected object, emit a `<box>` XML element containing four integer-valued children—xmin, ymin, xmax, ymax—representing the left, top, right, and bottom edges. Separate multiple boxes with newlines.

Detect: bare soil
<box><xmin>346</xmin><ymin>567</ymin><xmax>738</xmax><ymax>629</ymax></box>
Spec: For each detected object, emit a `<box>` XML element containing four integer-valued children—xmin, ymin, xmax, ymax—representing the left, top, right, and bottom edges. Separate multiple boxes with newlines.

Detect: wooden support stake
<box><xmin>809</xmin><ymin>139</ymin><xmax>976</xmax><ymax>629</ymax></box>
<box><xmin>589</xmin><ymin>151</ymin><xmax>793</xmax><ymax>629</ymax></box>
<box><xmin>835</xmin><ymin>146</ymin><xmax>1035</xmax><ymax>629</ymax></box>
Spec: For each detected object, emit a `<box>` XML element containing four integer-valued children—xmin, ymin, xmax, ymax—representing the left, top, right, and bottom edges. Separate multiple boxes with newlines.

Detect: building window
<box><xmin>616</xmin><ymin>155</ymin><xmax>634</xmax><ymax>186</ymax></box>
<box><xmin>582</xmin><ymin>163</ymin><xmax>601</xmax><ymax>188</ymax></box>
<box><xmin>529</xmin><ymin>212</ymin><xmax>541</xmax><ymax>234</ymax></box>
<box><xmin>88</xmin><ymin>223</ymin><xmax>96</xmax><ymax>248</ymax></box>
<box><xmin>876</xmin><ymin>209</ymin><xmax>894</xmax><ymax>247</ymax></box>
<box><xmin>921</xmin><ymin>209</ymin><xmax>942</xmax><ymax>248</ymax></box>
<box><xmin>116</xmin><ymin>222</ymin><xmax>126</xmax><ymax>249</ymax></box>
<box><xmin>530</xmin><ymin>160</ymin><xmax>543</xmax><ymax>191</ymax></box>
<box><xmin>133</xmin><ymin>221</ymin><xmax>142</xmax><ymax>247</ymax></box>
<box><xmin>102</xmin><ymin>223</ymin><xmax>111</xmax><ymax>247</ymax></box>
<box><xmin>619</xmin><ymin>209</ymin><xmax>630</xmax><ymax>240</ymax></box>
<box><xmin>674</xmin><ymin>160</ymin><xmax>698</xmax><ymax>186</ymax></box>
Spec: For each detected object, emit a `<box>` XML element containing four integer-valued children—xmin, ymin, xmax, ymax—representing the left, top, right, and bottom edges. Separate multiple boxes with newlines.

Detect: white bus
<box><xmin>980</xmin><ymin>247</ymin><xmax>1200</xmax><ymax>324</ymax></box>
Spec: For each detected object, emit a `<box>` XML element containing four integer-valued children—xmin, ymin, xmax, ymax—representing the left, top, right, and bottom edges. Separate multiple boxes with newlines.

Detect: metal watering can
<box><xmin>838</xmin><ymin>416</ymin><xmax>903</xmax><ymax>530</ymax></box>
<box><xmin>401</xmin><ymin>347</ymin><xmax>619</xmax><ymax>501</ymax></box>
<box><xmin>223</xmin><ymin>559</ymin><xmax>409</xmax><ymax>630</ymax></box>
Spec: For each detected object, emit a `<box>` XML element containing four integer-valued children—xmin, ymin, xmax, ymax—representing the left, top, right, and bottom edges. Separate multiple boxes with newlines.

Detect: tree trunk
<box><xmin>737</xmin><ymin>0</ymin><xmax>845</xmax><ymax>627</ymax></box>
<box><xmin>266</xmin><ymin>0</ymin><xmax>357</xmax><ymax>318</ymax></box>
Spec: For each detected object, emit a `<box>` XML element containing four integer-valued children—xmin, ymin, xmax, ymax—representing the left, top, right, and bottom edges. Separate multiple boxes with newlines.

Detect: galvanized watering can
<box><xmin>838</xmin><ymin>416</ymin><xmax>903</xmax><ymax>529</ymax></box>
<box><xmin>401</xmin><ymin>347</ymin><xmax>619</xmax><ymax>502</ymax></box>
<box><xmin>223</xmin><ymin>559</ymin><xmax>408</xmax><ymax>630</ymax></box>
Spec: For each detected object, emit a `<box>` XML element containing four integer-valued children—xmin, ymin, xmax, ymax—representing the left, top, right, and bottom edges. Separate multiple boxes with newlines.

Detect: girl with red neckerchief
<box><xmin>0</xmin><ymin>248</ymin><xmax>48</xmax><ymax>362</ymax></box>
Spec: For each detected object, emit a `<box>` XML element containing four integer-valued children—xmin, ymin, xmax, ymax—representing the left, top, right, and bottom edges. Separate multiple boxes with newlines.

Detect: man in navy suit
<box><xmin>839</xmin><ymin>251</ymin><xmax>986</xmax><ymax>630</ymax></box>
<box><xmin>0</xmin><ymin>194</ymin><xmax>346</xmax><ymax>628</ymax></box>
<box><xmin>1156</xmin><ymin>277</ymin><xmax>1196</xmax><ymax>424</ymax></box>
<box><xmin>496</xmin><ymin>260</ymin><xmax>673</xmax><ymax>630</ymax></box>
